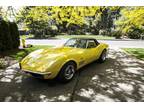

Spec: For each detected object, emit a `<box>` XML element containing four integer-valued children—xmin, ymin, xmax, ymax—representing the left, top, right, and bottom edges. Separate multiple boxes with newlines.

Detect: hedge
<box><xmin>0</xmin><ymin>20</ymin><xmax>20</xmax><ymax>52</ymax></box>
<box><xmin>9</xmin><ymin>22</ymin><xmax>20</xmax><ymax>49</ymax></box>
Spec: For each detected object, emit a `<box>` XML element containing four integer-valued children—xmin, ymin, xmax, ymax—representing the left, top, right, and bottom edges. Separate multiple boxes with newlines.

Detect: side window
<box><xmin>87</xmin><ymin>40</ymin><xmax>97</xmax><ymax>48</ymax></box>
<box><xmin>77</xmin><ymin>39</ymin><xmax>87</xmax><ymax>48</ymax></box>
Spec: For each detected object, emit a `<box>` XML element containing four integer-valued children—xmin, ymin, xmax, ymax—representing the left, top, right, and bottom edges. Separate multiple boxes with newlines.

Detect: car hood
<box><xmin>21</xmin><ymin>47</ymin><xmax>82</xmax><ymax>72</ymax></box>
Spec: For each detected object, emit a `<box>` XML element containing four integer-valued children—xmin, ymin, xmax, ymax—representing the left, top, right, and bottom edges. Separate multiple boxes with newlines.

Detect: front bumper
<box><xmin>19</xmin><ymin>63</ymin><xmax>52</xmax><ymax>79</ymax></box>
<box><xmin>21</xmin><ymin>69</ymin><xmax>52</xmax><ymax>79</ymax></box>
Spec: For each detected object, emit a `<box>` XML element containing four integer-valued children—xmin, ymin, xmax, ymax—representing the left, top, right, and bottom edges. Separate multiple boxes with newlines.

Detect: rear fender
<box><xmin>97</xmin><ymin>43</ymin><xmax>108</xmax><ymax>58</ymax></box>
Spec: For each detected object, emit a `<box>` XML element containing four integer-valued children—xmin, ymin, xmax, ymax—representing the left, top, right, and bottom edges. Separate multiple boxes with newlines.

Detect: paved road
<box><xmin>26</xmin><ymin>39</ymin><xmax>144</xmax><ymax>48</ymax></box>
<box><xmin>0</xmin><ymin>49</ymin><xmax>144</xmax><ymax>102</ymax></box>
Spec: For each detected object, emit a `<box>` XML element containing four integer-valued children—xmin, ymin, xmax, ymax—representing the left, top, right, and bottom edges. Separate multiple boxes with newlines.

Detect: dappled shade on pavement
<box><xmin>73</xmin><ymin>49</ymin><xmax>144</xmax><ymax>101</ymax></box>
<box><xmin>0</xmin><ymin>49</ymin><xmax>144</xmax><ymax>102</ymax></box>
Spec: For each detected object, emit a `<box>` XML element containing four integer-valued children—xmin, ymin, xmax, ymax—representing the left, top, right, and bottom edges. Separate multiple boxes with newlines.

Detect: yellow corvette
<box><xmin>20</xmin><ymin>38</ymin><xmax>108</xmax><ymax>82</ymax></box>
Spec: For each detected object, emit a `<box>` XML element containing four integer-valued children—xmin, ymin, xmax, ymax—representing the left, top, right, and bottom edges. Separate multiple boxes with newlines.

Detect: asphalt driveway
<box><xmin>0</xmin><ymin>49</ymin><xmax>144</xmax><ymax>102</ymax></box>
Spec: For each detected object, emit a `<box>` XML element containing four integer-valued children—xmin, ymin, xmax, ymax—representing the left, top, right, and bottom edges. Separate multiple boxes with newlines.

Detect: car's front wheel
<box><xmin>57</xmin><ymin>62</ymin><xmax>76</xmax><ymax>82</ymax></box>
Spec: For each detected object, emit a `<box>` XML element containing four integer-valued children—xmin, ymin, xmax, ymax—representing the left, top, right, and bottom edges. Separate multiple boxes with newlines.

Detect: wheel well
<box><xmin>100</xmin><ymin>48</ymin><xmax>107</xmax><ymax>57</ymax></box>
<box><xmin>56</xmin><ymin>60</ymin><xmax>77</xmax><ymax>79</ymax></box>
<box><xmin>103</xmin><ymin>48</ymin><xmax>107</xmax><ymax>51</ymax></box>
<box><xmin>65</xmin><ymin>60</ymin><xmax>77</xmax><ymax>69</ymax></box>
<box><xmin>101</xmin><ymin>49</ymin><xmax>107</xmax><ymax>54</ymax></box>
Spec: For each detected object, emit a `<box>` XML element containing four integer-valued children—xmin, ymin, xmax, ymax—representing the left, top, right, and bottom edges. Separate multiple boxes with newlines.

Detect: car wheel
<box><xmin>98</xmin><ymin>50</ymin><xmax>107</xmax><ymax>63</ymax></box>
<box><xmin>57</xmin><ymin>62</ymin><xmax>76</xmax><ymax>82</ymax></box>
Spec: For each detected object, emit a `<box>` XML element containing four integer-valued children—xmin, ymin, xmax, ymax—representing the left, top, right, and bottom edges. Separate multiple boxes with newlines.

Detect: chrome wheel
<box><xmin>64</xmin><ymin>65</ymin><xmax>75</xmax><ymax>80</ymax></box>
<box><xmin>57</xmin><ymin>62</ymin><xmax>76</xmax><ymax>82</ymax></box>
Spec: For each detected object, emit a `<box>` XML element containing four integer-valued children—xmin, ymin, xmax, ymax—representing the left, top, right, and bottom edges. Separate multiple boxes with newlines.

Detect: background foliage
<box><xmin>115</xmin><ymin>7</ymin><xmax>144</xmax><ymax>39</ymax></box>
<box><xmin>1</xmin><ymin>6</ymin><xmax>144</xmax><ymax>40</ymax></box>
<box><xmin>16</xmin><ymin>6</ymin><xmax>121</xmax><ymax>38</ymax></box>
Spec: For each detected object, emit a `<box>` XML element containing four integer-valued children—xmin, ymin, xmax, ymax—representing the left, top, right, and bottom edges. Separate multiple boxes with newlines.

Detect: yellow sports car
<box><xmin>20</xmin><ymin>37</ymin><xmax>108</xmax><ymax>82</ymax></box>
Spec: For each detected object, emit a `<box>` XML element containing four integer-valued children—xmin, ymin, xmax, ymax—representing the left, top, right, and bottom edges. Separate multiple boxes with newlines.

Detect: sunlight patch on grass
<box><xmin>123</xmin><ymin>48</ymin><xmax>144</xmax><ymax>60</ymax></box>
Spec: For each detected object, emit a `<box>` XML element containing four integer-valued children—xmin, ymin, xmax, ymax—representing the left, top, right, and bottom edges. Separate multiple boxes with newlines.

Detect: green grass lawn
<box><xmin>123</xmin><ymin>48</ymin><xmax>144</xmax><ymax>60</ymax></box>
<box><xmin>56</xmin><ymin>35</ymin><xmax>115</xmax><ymax>40</ymax></box>
<box><xmin>20</xmin><ymin>34</ymin><xmax>115</xmax><ymax>40</ymax></box>
<box><xmin>2</xmin><ymin>45</ymin><xmax>53</xmax><ymax>61</ymax></box>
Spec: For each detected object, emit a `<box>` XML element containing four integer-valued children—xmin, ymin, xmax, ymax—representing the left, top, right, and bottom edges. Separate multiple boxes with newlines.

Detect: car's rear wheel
<box><xmin>98</xmin><ymin>49</ymin><xmax>107</xmax><ymax>63</ymax></box>
<box><xmin>57</xmin><ymin>62</ymin><xmax>76</xmax><ymax>82</ymax></box>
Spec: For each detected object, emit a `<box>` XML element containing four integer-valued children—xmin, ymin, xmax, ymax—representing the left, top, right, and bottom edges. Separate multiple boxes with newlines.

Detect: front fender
<box><xmin>46</xmin><ymin>55</ymin><xmax>78</xmax><ymax>79</ymax></box>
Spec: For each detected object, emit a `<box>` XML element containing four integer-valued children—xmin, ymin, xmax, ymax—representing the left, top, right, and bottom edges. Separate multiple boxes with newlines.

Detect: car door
<box><xmin>84</xmin><ymin>39</ymin><xmax>100</xmax><ymax>63</ymax></box>
<box><xmin>91</xmin><ymin>44</ymin><xmax>102</xmax><ymax>60</ymax></box>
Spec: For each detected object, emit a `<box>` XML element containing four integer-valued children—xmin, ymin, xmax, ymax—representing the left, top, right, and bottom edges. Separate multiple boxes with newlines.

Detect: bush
<box><xmin>0</xmin><ymin>20</ymin><xmax>20</xmax><ymax>52</ymax></box>
<box><xmin>99</xmin><ymin>29</ymin><xmax>110</xmax><ymax>36</ymax></box>
<box><xmin>111</xmin><ymin>30</ymin><xmax>122</xmax><ymax>39</ymax></box>
<box><xmin>9</xmin><ymin>22</ymin><xmax>20</xmax><ymax>48</ymax></box>
<box><xmin>91</xmin><ymin>29</ymin><xmax>99</xmax><ymax>35</ymax></box>
<box><xmin>127</xmin><ymin>28</ymin><xmax>142</xmax><ymax>39</ymax></box>
<box><xmin>0</xmin><ymin>20</ymin><xmax>12</xmax><ymax>51</ymax></box>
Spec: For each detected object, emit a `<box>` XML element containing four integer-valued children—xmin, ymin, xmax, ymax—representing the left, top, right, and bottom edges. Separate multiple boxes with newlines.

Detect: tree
<box><xmin>0</xmin><ymin>20</ymin><xmax>20</xmax><ymax>52</ymax></box>
<box><xmin>17</xmin><ymin>6</ymin><xmax>58</xmax><ymax>38</ymax></box>
<box><xmin>16</xmin><ymin>6</ymin><xmax>121</xmax><ymax>37</ymax></box>
<box><xmin>115</xmin><ymin>7</ymin><xmax>144</xmax><ymax>39</ymax></box>
<box><xmin>9</xmin><ymin>22</ymin><xmax>20</xmax><ymax>48</ymax></box>
<box><xmin>52</xmin><ymin>6</ymin><xmax>101</xmax><ymax>34</ymax></box>
<box><xmin>0</xmin><ymin>20</ymin><xmax>12</xmax><ymax>51</ymax></box>
<box><xmin>17</xmin><ymin>6</ymin><xmax>101</xmax><ymax>36</ymax></box>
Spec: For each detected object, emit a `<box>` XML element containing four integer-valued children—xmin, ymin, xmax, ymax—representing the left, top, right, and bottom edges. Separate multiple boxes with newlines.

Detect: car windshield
<box><xmin>64</xmin><ymin>38</ymin><xmax>87</xmax><ymax>49</ymax></box>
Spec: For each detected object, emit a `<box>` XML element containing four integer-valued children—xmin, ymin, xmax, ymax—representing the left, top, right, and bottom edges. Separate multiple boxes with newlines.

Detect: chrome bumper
<box><xmin>21</xmin><ymin>69</ymin><xmax>52</xmax><ymax>79</ymax></box>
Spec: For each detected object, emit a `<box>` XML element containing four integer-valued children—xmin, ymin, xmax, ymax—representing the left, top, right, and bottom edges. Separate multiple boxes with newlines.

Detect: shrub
<box><xmin>50</xmin><ymin>28</ymin><xmax>58</xmax><ymax>37</ymax></box>
<box><xmin>0</xmin><ymin>20</ymin><xmax>12</xmax><ymax>51</ymax></box>
<box><xmin>91</xmin><ymin>29</ymin><xmax>99</xmax><ymax>35</ymax></box>
<box><xmin>111</xmin><ymin>30</ymin><xmax>122</xmax><ymax>39</ymax></box>
<box><xmin>9</xmin><ymin>22</ymin><xmax>20</xmax><ymax>48</ymax></box>
<box><xmin>99</xmin><ymin>29</ymin><xmax>109</xmax><ymax>36</ymax></box>
<box><xmin>127</xmin><ymin>28</ymin><xmax>142</xmax><ymax>39</ymax></box>
<box><xmin>0</xmin><ymin>20</ymin><xmax>20</xmax><ymax>52</ymax></box>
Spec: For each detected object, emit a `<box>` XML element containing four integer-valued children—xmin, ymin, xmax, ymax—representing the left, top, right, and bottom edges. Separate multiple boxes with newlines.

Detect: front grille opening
<box><xmin>30</xmin><ymin>73</ymin><xmax>43</xmax><ymax>79</ymax></box>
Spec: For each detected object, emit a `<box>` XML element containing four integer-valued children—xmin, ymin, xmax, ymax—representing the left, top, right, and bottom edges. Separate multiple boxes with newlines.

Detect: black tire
<box><xmin>57</xmin><ymin>62</ymin><xmax>76</xmax><ymax>83</ymax></box>
<box><xmin>98</xmin><ymin>49</ymin><xmax>107</xmax><ymax>63</ymax></box>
